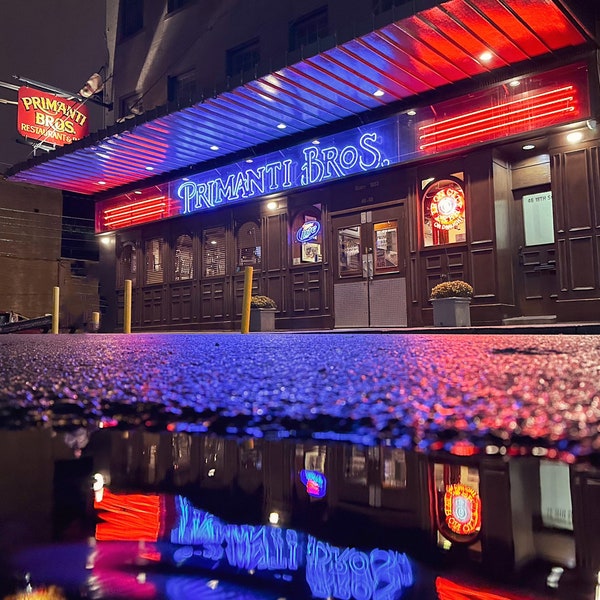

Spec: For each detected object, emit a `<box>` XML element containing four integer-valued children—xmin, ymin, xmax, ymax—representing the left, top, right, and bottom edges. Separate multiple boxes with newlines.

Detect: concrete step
<box><xmin>502</xmin><ymin>315</ymin><xmax>558</xmax><ymax>325</ymax></box>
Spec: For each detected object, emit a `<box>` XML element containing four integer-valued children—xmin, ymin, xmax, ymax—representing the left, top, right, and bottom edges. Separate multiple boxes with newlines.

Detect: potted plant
<box><xmin>249</xmin><ymin>295</ymin><xmax>277</xmax><ymax>331</ymax></box>
<box><xmin>430</xmin><ymin>280</ymin><xmax>473</xmax><ymax>327</ymax></box>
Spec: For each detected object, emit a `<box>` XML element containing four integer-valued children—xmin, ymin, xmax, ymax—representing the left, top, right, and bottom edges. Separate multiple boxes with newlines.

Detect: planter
<box><xmin>431</xmin><ymin>297</ymin><xmax>471</xmax><ymax>327</ymax></box>
<box><xmin>250</xmin><ymin>307</ymin><xmax>276</xmax><ymax>332</ymax></box>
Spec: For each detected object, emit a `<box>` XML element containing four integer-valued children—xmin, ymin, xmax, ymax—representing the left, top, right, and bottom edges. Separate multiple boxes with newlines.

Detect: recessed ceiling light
<box><xmin>134</xmin><ymin>190</ymin><xmax>142</xmax><ymax>194</ymax></box>
<box><xmin>97</xmin><ymin>180</ymin><xmax>106</xmax><ymax>185</ymax></box>
<box><xmin>145</xmin><ymin>166</ymin><xmax>154</xmax><ymax>171</ymax></box>
<box><xmin>407</xmin><ymin>109</ymin><xmax>416</xmax><ymax>116</ymax></box>
<box><xmin>567</xmin><ymin>131</ymin><xmax>583</xmax><ymax>144</ymax></box>
<box><xmin>312</xmin><ymin>139</ymin><xmax>320</xmax><ymax>145</ymax></box>
<box><xmin>373</xmin><ymin>89</ymin><xmax>384</xmax><ymax>97</ymax></box>
<box><xmin>479</xmin><ymin>51</ymin><xmax>493</xmax><ymax>62</ymax></box>
<box><xmin>509</xmin><ymin>80</ymin><xmax>520</xmax><ymax>88</ymax></box>
<box><xmin>246</xmin><ymin>158</ymin><xmax>254</xmax><ymax>164</ymax></box>
<box><xmin>276</xmin><ymin>123</ymin><xmax>286</xmax><ymax>129</ymax></box>
<box><xmin>522</xmin><ymin>144</ymin><xmax>535</xmax><ymax>150</ymax></box>
<box><xmin>210</xmin><ymin>145</ymin><xmax>219</xmax><ymax>151</ymax></box>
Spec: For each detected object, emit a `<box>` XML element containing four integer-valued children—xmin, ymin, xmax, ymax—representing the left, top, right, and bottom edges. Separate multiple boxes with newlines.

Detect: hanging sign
<box><xmin>300</xmin><ymin>469</ymin><xmax>327</xmax><ymax>498</ymax></box>
<box><xmin>443</xmin><ymin>483</ymin><xmax>481</xmax><ymax>536</ymax></box>
<box><xmin>430</xmin><ymin>187</ymin><xmax>465</xmax><ymax>230</ymax></box>
<box><xmin>17</xmin><ymin>86</ymin><xmax>89</xmax><ymax>146</ymax></box>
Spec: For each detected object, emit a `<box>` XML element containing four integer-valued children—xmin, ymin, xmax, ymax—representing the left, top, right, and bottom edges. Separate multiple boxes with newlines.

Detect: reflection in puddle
<box><xmin>1</xmin><ymin>429</ymin><xmax>598</xmax><ymax>599</ymax></box>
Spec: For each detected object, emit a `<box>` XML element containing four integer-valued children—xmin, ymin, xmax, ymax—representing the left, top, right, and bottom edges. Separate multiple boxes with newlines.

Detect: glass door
<box><xmin>332</xmin><ymin>205</ymin><xmax>406</xmax><ymax>328</ymax></box>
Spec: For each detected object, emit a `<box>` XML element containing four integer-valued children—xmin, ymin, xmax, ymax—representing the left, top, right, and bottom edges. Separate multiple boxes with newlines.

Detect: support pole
<box><xmin>124</xmin><ymin>279</ymin><xmax>132</xmax><ymax>334</ymax></box>
<box><xmin>91</xmin><ymin>311</ymin><xmax>100</xmax><ymax>333</ymax></box>
<box><xmin>51</xmin><ymin>286</ymin><xmax>60</xmax><ymax>334</ymax></box>
<box><xmin>241</xmin><ymin>266</ymin><xmax>253</xmax><ymax>334</ymax></box>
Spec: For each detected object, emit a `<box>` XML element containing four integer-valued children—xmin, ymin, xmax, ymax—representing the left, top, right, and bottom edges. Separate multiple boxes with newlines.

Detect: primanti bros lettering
<box><xmin>17</xmin><ymin>86</ymin><xmax>89</xmax><ymax>146</ymax></box>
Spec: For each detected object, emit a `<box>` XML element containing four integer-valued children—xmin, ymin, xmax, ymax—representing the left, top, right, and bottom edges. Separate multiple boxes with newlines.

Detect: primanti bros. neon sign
<box><xmin>95</xmin><ymin>61</ymin><xmax>588</xmax><ymax>233</ymax></box>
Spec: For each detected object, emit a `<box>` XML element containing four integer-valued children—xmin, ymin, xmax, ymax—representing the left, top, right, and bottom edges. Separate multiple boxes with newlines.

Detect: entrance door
<box><xmin>332</xmin><ymin>206</ymin><xmax>406</xmax><ymax>328</ymax></box>
<box><xmin>514</xmin><ymin>187</ymin><xmax>557</xmax><ymax>317</ymax></box>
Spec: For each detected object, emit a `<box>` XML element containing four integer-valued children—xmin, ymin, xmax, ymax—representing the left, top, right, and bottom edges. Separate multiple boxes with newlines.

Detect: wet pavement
<box><xmin>1</xmin><ymin>333</ymin><xmax>600</xmax><ymax>457</ymax></box>
<box><xmin>1</xmin><ymin>332</ymin><xmax>600</xmax><ymax>599</ymax></box>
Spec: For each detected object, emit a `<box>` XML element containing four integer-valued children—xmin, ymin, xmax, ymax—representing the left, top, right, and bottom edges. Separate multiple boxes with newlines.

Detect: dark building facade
<box><xmin>6</xmin><ymin>0</ymin><xmax>600</xmax><ymax>331</ymax></box>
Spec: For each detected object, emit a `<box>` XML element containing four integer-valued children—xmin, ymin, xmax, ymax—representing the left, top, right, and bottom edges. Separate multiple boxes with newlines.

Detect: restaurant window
<box><xmin>203</xmin><ymin>227</ymin><xmax>226</xmax><ymax>277</ymax></box>
<box><xmin>118</xmin><ymin>241</ymin><xmax>137</xmax><ymax>287</ymax></box>
<box><xmin>121</xmin><ymin>0</ymin><xmax>143</xmax><ymax>38</ymax></box>
<box><xmin>381</xmin><ymin>448</ymin><xmax>406</xmax><ymax>488</ymax></box>
<box><xmin>289</xmin><ymin>6</ymin><xmax>329</xmax><ymax>52</ymax></box>
<box><xmin>423</xmin><ymin>176</ymin><xmax>466</xmax><ymax>247</ymax></box>
<box><xmin>145</xmin><ymin>238</ymin><xmax>164</xmax><ymax>285</ymax></box>
<box><xmin>338</xmin><ymin>225</ymin><xmax>361</xmax><ymax>277</ymax></box>
<box><xmin>168</xmin><ymin>70</ymin><xmax>196</xmax><ymax>105</ymax></box>
<box><xmin>226</xmin><ymin>38</ymin><xmax>260</xmax><ymax>80</ymax></box>
<box><xmin>344</xmin><ymin>446</ymin><xmax>368</xmax><ymax>485</ymax></box>
<box><xmin>174</xmin><ymin>234</ymin><xmax>193</xmax><ymax>281</ymax></box>
<box><xmin>373</xmin><ymin>220</ymin><xmax>399</xmax><ymax>274</ymax></box>
<box><xmin>236</xmin><ymin>220</ymin><xmax>261</xmax><ymax>270</ymax></box>
<box><xmin>291</xmin><ymin>205</ymin><xmax>323</xmax><ymax>265</ymax></box>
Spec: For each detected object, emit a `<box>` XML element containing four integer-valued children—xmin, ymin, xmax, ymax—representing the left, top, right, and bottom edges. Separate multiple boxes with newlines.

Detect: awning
<box><xmin>6</xmin><ymin>0</ymin><xmax>592</xmax><ymax>196</ymax></box>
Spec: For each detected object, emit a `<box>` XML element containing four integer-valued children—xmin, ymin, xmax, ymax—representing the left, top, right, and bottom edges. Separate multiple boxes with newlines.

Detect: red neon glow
<box><xmin>102</xmin><ymin>196</ymin><xmax>167</xmax><ymax>229</ymax></box>
<box><xmin>419</xmin><ymin>85</ymin><xmax>579</xmax><ymax>151</ymax></box>
<box><xmin>435</xmin><ymin>576</ymin><xmax>534</xmax><ymax>600</ymax></box>
<box><xmin>95</xmin><ymin>489</ymin><xmax>163</xmax><ymax>541</ymax></box>
<box><xmin>430</xmin><ymin>187</ymin><xmax>465</xmax><ymax>230</ymax></box>
<box><xmin>443</xmin><ymin>483</ymin><xmax>481</xmax><ymax>536</ymax></box>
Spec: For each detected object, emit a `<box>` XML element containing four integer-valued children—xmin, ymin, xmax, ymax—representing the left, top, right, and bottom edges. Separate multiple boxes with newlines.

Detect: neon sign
<box><xmin>430</xmin><ymin>187</ymin><xmax>465</xmax><ymax>230</ymax></box>
<box><xmin>443</xmin><ymin>484</ymin><xmax>481</xmax><ymax>536</ymax></box>
<box><xmin>296</xmin><ymin>221</ymin><xmax>321</xmax><ymax>243</ymax></box>
<box><xmin>300</xmin><ymin>469</ymin><xmax>327</xmax><ymax>498</ymax></box>
<box><xmin>173</xmin><ymin>125</ymin><xmax>396</xmax><ymax>215</ymax></box>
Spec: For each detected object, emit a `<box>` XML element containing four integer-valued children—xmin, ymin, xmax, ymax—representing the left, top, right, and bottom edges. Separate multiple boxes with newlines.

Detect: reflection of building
<box><xmin>5</xmin><ymin>1</ymin><xmax>600</xmax><ymax>331</ymax></box>
<box><xmin>90</xmin><ymin>430</ymin><xmax>599</xmax><ymax>596</ymax></box>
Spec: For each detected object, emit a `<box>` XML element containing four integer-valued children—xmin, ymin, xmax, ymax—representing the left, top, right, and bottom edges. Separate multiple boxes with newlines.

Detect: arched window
<box><xmin>118</xmin><ymin>242</ymin><xmax>137</xmax><ymax>287</ymax></box>
<box><xmin>422</xmin><ymin>178</ymin><xmax>467</xmax><ymax>247</ymax></box>
<box><xmin>236</xmin><ymin>220</ymin><xmax>261</xmax><ymax>270</ymax></box>
<box><xmin>203</xmin><ymin>227</ymin><xmax>226</xmax><ymax>277</ymax></box>
<box><xmin>291</xmin><ymin>205</ymin><xmax>323</xmax><ymax>265</ymax></box>
<box><xmin>145</xmin><ymin>237</ymin><xmax>164</xmax><ymax>285</ymax></box>
<box><xmin>174</xmin><ymin>234</ymin><xmax>193</xmax><ymax>280</ymax></box>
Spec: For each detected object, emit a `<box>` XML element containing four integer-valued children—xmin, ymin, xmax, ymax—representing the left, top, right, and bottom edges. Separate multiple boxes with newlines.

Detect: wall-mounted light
<box><xmin>266</xmin><ymin>201</ymin><xmax>277</xmax><ymax>210</ymax></box>
<box><xmin>566</xmin><ymin>131</ymin><xmax>583</xmax><ymax>144</ymax></box>
<box><xmin>407</xmin><ymin>109</ymin><xmax>416</xmax><ymax>116</ymax></box>
<box><xmin>479</xmin><ymin>51</ymin><xmax>493</xmax><ymax>62</ymax></box>
<box><xmin>522</xmin><ymin>144</ymin><xmax>535</xmax><ymax>150</ymax></box>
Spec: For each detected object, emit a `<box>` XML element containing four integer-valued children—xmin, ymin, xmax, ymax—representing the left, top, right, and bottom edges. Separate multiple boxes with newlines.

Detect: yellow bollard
<box><xmin>52</xmin><ymin>286</ymin><xmax>60</xmax><ymax>334</ymax></box>
<box><xmin>91</xmin><ymin>311</ymin><xmax>100</xmax><ymax>333</ymax></box>
<box><xmin>241</xmin><ymin>266</ymin><xmax>253</xmax><ymax>334</ymax></box>
<box><xmin>124</xmin><ymin>279</ymin><xmax>132</xmax><ymax>334</ymax></box>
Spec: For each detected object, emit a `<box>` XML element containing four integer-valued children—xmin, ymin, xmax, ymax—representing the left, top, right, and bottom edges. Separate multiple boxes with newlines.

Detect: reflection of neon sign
<box><xmin>443</xmin><ymin>484</ymin><xmax>481</xmax><ymax>536</ymax></box>
<box><xmin>175</xmin><ymin>128</ymin><xmax>393</xmax><ymax>215</ymax></box>
<box><xmin>300</xmin><ymin>469</ymin><xmax>327</xmax><ymax>498</ymax></box>
<box><xmin>296</xmin><ymin>221</ymin><xmax>321</xmax><ymax>243</ymax></box>
<box><xmin>171</xmin><ymin>495</ymin><xmax>413</xmax><ymax>599</ymax></box>
<box><xmin>430</xmin><ymin>187</ymin><xmax>465</xmax><ymax>230</ymax></box>
<box><xmin>306</xmin><ymin>536</ymin><xmax>413</xmax><ymax>600</ymax></box>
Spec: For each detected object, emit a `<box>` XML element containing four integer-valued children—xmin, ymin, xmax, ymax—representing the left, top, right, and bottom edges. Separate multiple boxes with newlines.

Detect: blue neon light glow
<box><xmin>296</xmin><ymin>221</ymin><xmax>321</xmax><ymax>243</ymax></box>
<box><xmin>300</xmin><ymin>469</ymin><xmax>327</xmax><ymax>498</ymax></box>
<box><xmin>171</xmin><ymin>116</ymin><xmax>404</xmax><ymax>215</ymax></box>
<box><xmin>170</xmin><ymin>495</ymin><xmax>413</xmax><ymax>599</ymax></box>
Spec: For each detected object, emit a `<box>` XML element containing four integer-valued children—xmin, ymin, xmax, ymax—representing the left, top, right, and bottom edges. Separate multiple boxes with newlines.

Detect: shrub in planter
<box><xmin>430</xmin><ymin>280</ymin><xmax>473</xmax><ymax>327</ymax></box>
<box><xmin>250</xmin><ymin>295</ymin><xmax>277</xmax><ymax>331</ymax></box>
<box><xmin>250</xmin><ymin>295</ymin><xmax>277</xmax><ymax>309</ymax></box>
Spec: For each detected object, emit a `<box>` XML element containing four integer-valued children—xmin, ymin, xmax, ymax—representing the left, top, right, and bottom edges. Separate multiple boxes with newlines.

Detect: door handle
<box><xmin>518</xmin><ymin>246</ymin><xmax>524</xmax><ymax>266</ymax></box>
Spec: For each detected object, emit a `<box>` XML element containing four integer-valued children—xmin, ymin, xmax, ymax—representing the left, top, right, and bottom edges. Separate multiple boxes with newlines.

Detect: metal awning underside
<box><xmin>6</xmin><ymin>0</ymin><xmax>590</xmax><ymax>196</ymax></box>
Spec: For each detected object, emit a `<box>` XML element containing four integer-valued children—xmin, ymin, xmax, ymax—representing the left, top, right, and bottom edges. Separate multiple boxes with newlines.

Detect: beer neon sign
<box><xmin>296</xmin><ymin>221</ymin><xmax>321</xmax><ymax>243</ymax></box>
<box><xmin>430</xmin><ymin>187</ymin><xmax>465</xmax><ymax>230</ymax></box>
<box><xmin>300</xmin><ymin>469</ymin><xmax>326</xmax><ymax>498</ymax></box>
<box><xmin>443</xmin><ymin>483</ymin><xmax>481</xmax><ymax>536</ymax></box>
